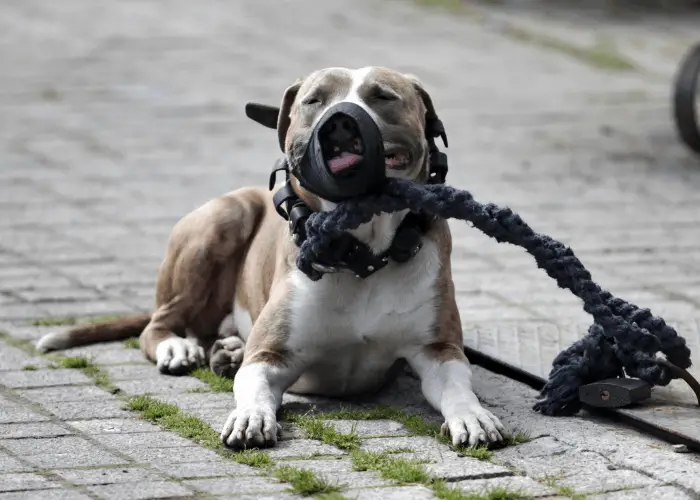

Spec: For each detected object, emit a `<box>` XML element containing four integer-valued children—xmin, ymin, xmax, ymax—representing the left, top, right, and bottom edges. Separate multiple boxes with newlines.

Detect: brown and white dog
<box><xmin>37</xmin><ymin>66</ymin><xmax>506</xmax><ymax>449</ymax></box>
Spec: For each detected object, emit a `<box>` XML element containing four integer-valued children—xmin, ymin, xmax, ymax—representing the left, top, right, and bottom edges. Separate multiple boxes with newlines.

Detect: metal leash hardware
<box><xmin>578</xmin><ymin>359</ymin><xmax>700</xmax><ymax>409</ymax></box>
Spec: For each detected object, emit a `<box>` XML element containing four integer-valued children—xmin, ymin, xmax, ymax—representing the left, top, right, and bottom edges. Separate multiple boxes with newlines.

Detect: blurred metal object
<box><xmin>673</xmin><ymin>43</ymin><xmax>700</xmax><ymax>154</ymax></box>
<box><xmin>579</xmin><ymin>377</ymin><xmax>651</xmax><ymax>408</ymax></box>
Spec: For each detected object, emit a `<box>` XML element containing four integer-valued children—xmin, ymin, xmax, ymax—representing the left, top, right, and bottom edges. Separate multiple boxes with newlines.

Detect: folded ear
<box><xmin>405</xmin><ymin>73</ymin><xmax>448</xmax><ymax>148</ymax></box>
<box><xmin>245</xmin><ymin>103</ymin><xmax>279</xmax><ymax>130</ymax></box>
<box><xmin>404</xmin><ymin>74</ymin><xmax>438</xmax><ymax>122</ymax></box>
<box><xmin>276</xmin><ymin>80</ymin><xmax>303</xmax><ymax>153</ymax></box>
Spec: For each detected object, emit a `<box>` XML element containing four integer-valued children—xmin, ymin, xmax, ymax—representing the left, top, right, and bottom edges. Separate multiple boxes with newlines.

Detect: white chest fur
<box><xmin>284</xmin><ymin>237</ymin><xmax>441</xmax><ymax>395</ymax></box>
<box><xmin>288</xmin><ymin>238</ymin><xmax>441</xmax><ymax>356</ymax></box>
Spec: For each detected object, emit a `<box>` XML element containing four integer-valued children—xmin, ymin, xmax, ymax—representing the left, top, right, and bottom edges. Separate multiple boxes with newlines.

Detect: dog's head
<box><xmin>275</xmin><ymin>66</ymin><xmax>440</xmax><ymax>209</ymax></box>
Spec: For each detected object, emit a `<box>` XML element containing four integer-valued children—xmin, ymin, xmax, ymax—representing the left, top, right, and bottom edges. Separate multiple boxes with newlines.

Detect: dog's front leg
<box><xmin>405</xmin><ymin>343</ymin><xmax>506</xmax><ymax>447</ymax></box>
<box><xmin>220</xmin><ymin>359</ymin><xmax>299</xmax><ymax>449</ymax></box>
<box><xmin>220</xmin><ymin>288</ymin><xmax>301</xmax><ymax>450</ymax></box>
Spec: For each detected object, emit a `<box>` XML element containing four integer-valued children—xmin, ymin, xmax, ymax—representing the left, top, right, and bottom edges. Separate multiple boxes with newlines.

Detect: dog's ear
<box><xmin>245</xmin><ymin>103</ymin><xmax>280</xmax><ymax>130</ymax></box>
<box><xmin>404</xmin><ymin>74</ymin><xmax>438</xmax><ymax>124</ymax></box>
<box><xmin>405</xmin><ymin>73</ymin><xmax>448</xmax><ymax>148</ymax></box>
<box><xmin>276</xmin><ymin>80</ymin><xmax>303</xmax><ymax>153</ymax></box>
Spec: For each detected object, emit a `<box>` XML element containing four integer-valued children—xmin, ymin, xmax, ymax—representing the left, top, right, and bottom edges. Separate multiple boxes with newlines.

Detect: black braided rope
<box><xmin>297</xmin><ymin>178</ymin><xmax>692</xmax><ymax>416</ymax></box>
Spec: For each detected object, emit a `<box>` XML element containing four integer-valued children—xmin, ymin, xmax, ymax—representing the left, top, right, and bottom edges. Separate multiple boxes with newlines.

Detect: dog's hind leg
<box><xmin>139</xmin><ymin>298</ymin><xmax>207</xmax><ymax>376</ymax></box>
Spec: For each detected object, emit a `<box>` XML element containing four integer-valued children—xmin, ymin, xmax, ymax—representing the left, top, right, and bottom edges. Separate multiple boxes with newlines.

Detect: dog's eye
<box><xmin>302</xmin><ymin>96</ymin><xmax>321</xmax><ymax>106</ymax></box>
<box><xmin>371</xmin><ymin>87</ymin><xmax>399</xmax><ymax>102</ymax></box>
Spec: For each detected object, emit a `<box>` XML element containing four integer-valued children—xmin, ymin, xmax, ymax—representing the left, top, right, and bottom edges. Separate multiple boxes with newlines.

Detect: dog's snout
<box><xmin>323</xmin><ymin>115</ymin><xmax>358</xmax><ymax>146</ymax></box>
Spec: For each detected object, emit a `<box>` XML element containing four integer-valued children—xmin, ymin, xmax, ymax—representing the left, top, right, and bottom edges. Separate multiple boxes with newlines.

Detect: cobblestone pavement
<box><xmin>3</xmin><ymin>0</ymin><xmax>700</xmax><ymax>499</ymax></box>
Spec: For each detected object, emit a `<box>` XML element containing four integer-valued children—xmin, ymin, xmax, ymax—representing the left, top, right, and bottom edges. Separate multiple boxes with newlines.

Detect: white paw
<box><xmin>220</xmin><ymin>405</ymin><xmax>280</xmax><ymax>449</ymax></box>
<box><xmin>441</xmin><ymin>405</ymin><xmax>506</xmax><ymax>447</ymax></box>
<box><xmin>155</xmin><ymin>337</ymin><xmax>205</xmax><ymax>375</ymax></box>
<box><xmin>209</xmin><ymin>336</ymin><xmax>245</xmax><ymax>378</ymax></box>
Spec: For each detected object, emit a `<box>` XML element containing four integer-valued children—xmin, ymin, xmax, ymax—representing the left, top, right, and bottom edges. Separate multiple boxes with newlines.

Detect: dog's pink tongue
<box><xmin>328</xmin><ymin>152</ymin><xmax>363</xmax><ymax>173</ymax></box>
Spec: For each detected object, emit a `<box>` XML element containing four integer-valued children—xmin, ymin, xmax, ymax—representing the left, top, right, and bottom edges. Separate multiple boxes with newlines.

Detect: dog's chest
<box><xmin>288</xmin><ymin>239</ymin><xmax>441</xmax><ymax>355</ymax></box>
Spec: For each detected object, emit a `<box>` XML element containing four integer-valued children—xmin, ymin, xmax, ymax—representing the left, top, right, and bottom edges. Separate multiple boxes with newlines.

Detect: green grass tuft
<box><xmin>273</xmin><ymin>465</ymin><xmax>343</xmax><ymax>496</ymax></box>
<box><xmin>30</xmin><ymin>314</ymin><xmax>126</xmax><ymax>328</ymax></box>
<box><xmin>286</xmin><ymin>412</ymin><xmax>361</xmax><ymax>452</ymax></box>
<box><xmin>302</xmin><ymin>406</ymin><xmax>503</xmax><ymax>460</ymax></box>
<box><xmin>351</xmin><ymin>450</ymin><xmax>430</xmax><ymax>484</ymax></box>
<box><xmin>315</xmin><ymin>493</ymin><xmax>353</xmax><ymax>500</ymax></box>
<box><xmin>433</xmin><ymin>481</ymin><xmax>529</xmax><ymax>499</ymax></box>
<box><xmin>123</xmin><ymin>338</ymin><xmax>140</xmax><ymax>349</ymax></box>
<box><xmin>503</xmin><ymin>430</ymin><xmax>531</xmax><ymax>446</ymax></box>
<box><xmin>457</xmin><ymin>445</ymin><xmax>494</xmax><ymax>462</ymax></box>
<box><xmin>556</xmin><ymin>485</ymin><xmax>586</xmax><ymax>500</ymax></box>
<box><xmin>0</xmin><ymin>332</ymin><xmax>39</xmax><ymax>355</ymax></box>
<box><xmin>87</xmin><ymin>314</ymin><xmax>126</xmax><ymax>323</ymax></box>
<box><xmin>127</xmin><ymin>395</ymin><xmax>222</xmax><ymax>448</ymax></box>
<box><xmin>190</xmin><ymin>367</ymin><xmax>234</xmax><ymax>393</ymax></box>
<box><xmin>22</xmin><ymin>365</ymin><xmax>38</xmax><ymax>371</ymax></box>
<box><xmin>126</xmin><ymin>395</ymin><xmax>274</xmax><ymax>468</ymax></box>
<box><xmin>57</xmin><ymin>356</ymin><xmax>91</xmax><ymax>369</ymax></box>
<box><xmin>231</xmin><ymin>449</ymin><xmax>273</xmax><ymax>468</ymax></box>
<box><xmin>30</xmin><ymin>317</ymin><xmax>77</xmax><ymax>327</ymax></box>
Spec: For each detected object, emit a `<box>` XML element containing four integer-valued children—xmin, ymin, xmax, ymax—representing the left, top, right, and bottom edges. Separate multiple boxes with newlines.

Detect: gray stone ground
<box><xmin>3</xmin><ymin>0</ymin><xmax>700</xmax><ymax>498</ymax></box>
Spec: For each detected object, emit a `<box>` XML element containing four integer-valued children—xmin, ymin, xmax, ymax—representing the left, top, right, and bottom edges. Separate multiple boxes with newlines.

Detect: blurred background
<box><xmin>1</xmin><ymin>0</ymin><xmax>700</xmax><ymax>387</ymax></box>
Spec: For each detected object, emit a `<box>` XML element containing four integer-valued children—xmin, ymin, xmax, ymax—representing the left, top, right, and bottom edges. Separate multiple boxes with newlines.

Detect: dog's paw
<box><xmin>209</xmin><ymin>336</ymin><xmax>245</xmax><ymax>378</ymax></box>
<box><xmin>155</xmin><ymin>337</ymin><xmax>205</xmax><ymax>375</ymax></box>
<box><xmin>220</xmin><ymin>406</ymin><xmax>280</xmax><ymax>449</ymax></box>
<box><xmin>441</xmin><ymin>406</ymin><xmax>506</xmax><ymax>447</ymax></box>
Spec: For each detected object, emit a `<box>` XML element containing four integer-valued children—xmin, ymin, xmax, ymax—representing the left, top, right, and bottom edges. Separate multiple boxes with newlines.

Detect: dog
<box><xmin>37</xmin><ymin>66</ymin><xmax>506</xmax><ymax>450</ymax></box>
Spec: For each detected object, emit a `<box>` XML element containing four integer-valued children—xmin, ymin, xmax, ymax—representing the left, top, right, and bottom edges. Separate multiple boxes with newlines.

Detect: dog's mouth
<box><xmin>321</xmin><ymin>115</ymin><xmax>365</xmax><ymax>175</ymax></box>
<box><xmin>325</xmin><ymin>139</ymin><xmax>365</xmax><ymax>174</ymax></box>
<box><xmin>319</xmin><ymin>115</ymin><xmax>412</xmax><ymax>174</ymax></box>
<box><xmin>384</xmin><ymin>147</ymin><xmax>411</xmax><ymax>170</ymax></box>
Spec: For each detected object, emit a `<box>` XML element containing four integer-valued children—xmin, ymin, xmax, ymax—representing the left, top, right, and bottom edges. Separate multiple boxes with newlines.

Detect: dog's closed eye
<box><xmin>369</xmin><ymin>85</ymin><xmax>400</xmax><ymax>102</ymax></box>
<box><xmin>301</xmin><ymin>92</ymin><xmax>323</xmax><ymax>106</ymax></box>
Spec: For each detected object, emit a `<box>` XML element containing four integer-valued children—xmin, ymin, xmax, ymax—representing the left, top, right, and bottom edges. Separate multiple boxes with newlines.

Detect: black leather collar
<box><xmin>270</xmin><ymin>116</ymin><xmax>448</xmax><ymax>282</ymax></box>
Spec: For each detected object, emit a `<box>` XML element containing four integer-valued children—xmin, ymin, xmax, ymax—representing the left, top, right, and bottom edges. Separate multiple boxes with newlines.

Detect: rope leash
<box><xmin>297</xmin><ymin>178</ymin><xmax>694</xmax><ymax>415</ymax></box>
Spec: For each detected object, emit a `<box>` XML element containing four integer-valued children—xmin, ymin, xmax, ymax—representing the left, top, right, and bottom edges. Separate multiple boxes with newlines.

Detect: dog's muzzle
<box><xmin>293</xmin><ymin>102</ymin><xmax>386</xmax><ymax>203</ymax></box>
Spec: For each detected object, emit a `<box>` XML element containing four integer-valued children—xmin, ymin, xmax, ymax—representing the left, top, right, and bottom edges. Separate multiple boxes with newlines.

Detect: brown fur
<box><xmin>39</xmin><ymin>66</ymin><xmax>457</xmax><ymax>377</ymax></box>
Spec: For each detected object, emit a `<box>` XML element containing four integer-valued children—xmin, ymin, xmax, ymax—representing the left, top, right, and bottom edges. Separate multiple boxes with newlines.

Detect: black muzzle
<box><xmin>293</xmin><ymin>102</ymin><xmax>386</xmax><ymax>203</ymax></box>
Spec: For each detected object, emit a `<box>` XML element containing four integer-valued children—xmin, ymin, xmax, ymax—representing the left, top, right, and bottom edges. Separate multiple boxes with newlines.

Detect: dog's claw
<box><xmin>221</xmin><ymin>406</ymin><xmax>280</xmax><ymax>449</ymax></box>
<box><xmin>442</xmin><ymin>407</ymin><xmax>506</xmax><ymax>447</ymax></box>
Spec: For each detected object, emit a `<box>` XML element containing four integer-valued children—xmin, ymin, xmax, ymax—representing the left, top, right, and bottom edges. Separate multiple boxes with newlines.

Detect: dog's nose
<box><xmin>321</xmin><ymin>114</ymin><xmax>359</xmax><ymax>150</ymax></box>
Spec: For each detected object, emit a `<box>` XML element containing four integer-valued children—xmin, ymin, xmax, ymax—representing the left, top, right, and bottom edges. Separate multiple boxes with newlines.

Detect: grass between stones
<box><xmin>126</xmin><ymin>395</ymin><xmax>346</xmax><ymax>497</ymax></box>
<box><xmin>351</xmin><ymin>450</ymin><xmax>431</xmax><ymax>483</ymax></box>
<box><xmin>285</xmin><ymin>413</ymin><xmax>362</xmax><ymax>452</ymax></box>
<box><xmin>273</xmin><ymin>465</ymin><xmax>345</xmax><ymax>496</ymax></box>
<box><xmin>29</xmin><ymin>314</ymin><xmax>127</xmax><ymax>327</ymax></box>
<box><xmin>350</xmin><ymin>450</ymin><xmax>527</xmax><ymax>499</ymax></box>
<box><xmin>542</xmin><ymin>476</ymin><xmax>586</xmax><ymax>500</ymax></box>
<box><xmin>432</xmin><ymin>481</ymin><xmax>529</xmax><ymax>500</ymax></box>
<box><xmin>190</xmin><ymin>367</ymin><xmax>234</xmax><ymax>393</ymax></box>
<box><xmin>290</xmin><ymin>406</ymin><xmax>530</xmax><ymax>461</ymax></box>
<box><xmin>53</xmin><ymin>356</ymin><xmax>119</xmax><ymax>394</ymax></box>
<box><xmin>123</xmin><ymin>337</ymin><xmax>140</xmax><ymax>349</ymax></box>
